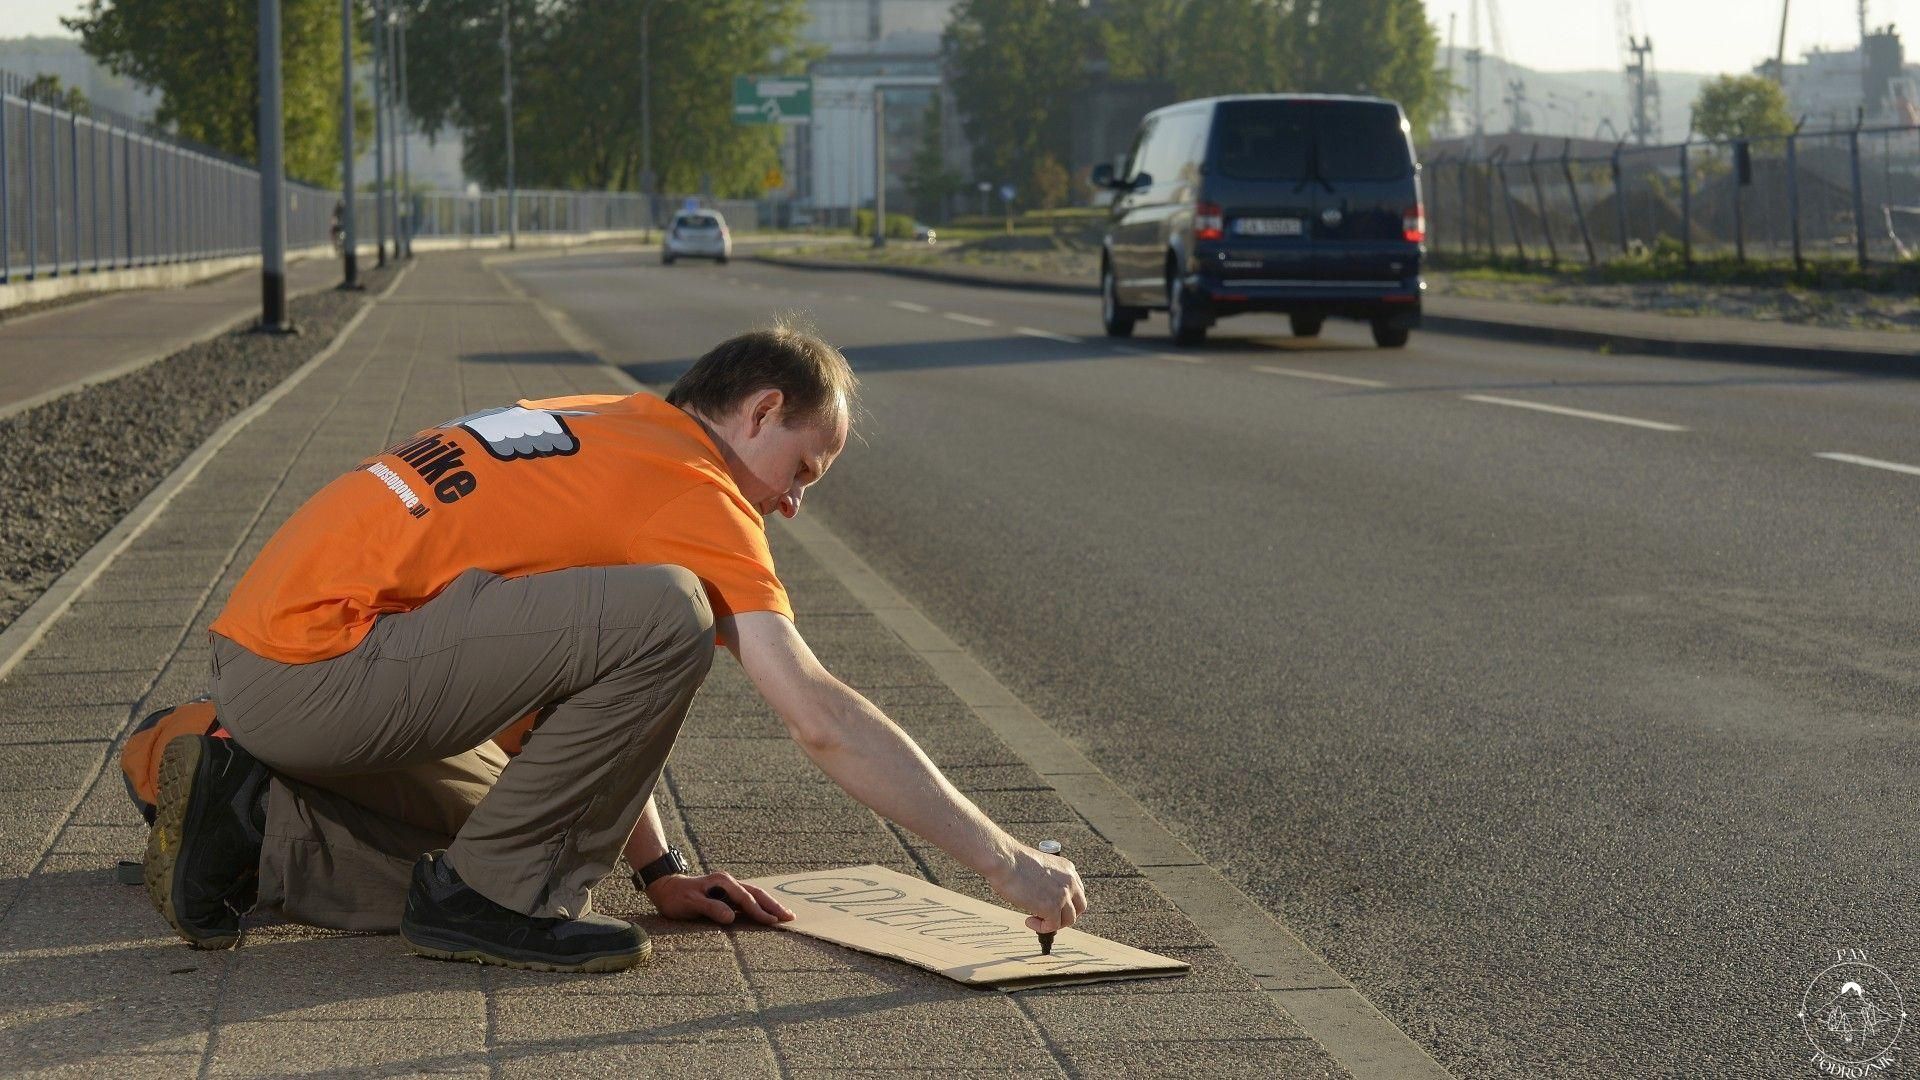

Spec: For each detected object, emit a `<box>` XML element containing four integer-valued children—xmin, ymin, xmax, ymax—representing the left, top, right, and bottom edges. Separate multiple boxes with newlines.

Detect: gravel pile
<box><xmin>0</xmin><ymin>265</ymin><xmax>396</xmax><ymax>631</ymax></box>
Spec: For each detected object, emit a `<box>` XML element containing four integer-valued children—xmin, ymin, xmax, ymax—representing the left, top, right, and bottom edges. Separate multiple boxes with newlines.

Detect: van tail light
<box><xmin>1402</xmin><ymin>204</ymin><xmax>1426</xmax><ymax>243</ymax></box>
<box><xmin>1195</xmin><ymin>201</ymin><xmax>1225</xmax><ymax>242</ymax></box>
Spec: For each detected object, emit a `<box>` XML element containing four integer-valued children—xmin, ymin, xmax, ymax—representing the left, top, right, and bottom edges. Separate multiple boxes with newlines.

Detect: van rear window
<box><xmin>1210</xmin><ymin>100</ymin><xmax>1412</xmax><ymax>182</ymax></box>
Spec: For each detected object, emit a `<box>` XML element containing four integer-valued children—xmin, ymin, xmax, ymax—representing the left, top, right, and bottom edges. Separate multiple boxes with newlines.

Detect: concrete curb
<box><xmin>0</xmin><ymin>244</ymin><xmax>336</xmax><ymax>313</ymax></box>
<box><xmin>753</xmin><ymin>252</ymin><xmax>1920</xmax><ymax>371</ymax></box>
<box><xmin>500</xmin><ymin>258</ymin><xmax>1452</xmax><ymax>1079</ymax></box>
<box><xmin>0</xmin><ymin>261</ymin><xmax>414</xmax><ymax>685</ymax></box>
<box><xmin>777</xmin><ymin>512</ymin><xmax>1454</xmax><ymax>1080</ymax></box>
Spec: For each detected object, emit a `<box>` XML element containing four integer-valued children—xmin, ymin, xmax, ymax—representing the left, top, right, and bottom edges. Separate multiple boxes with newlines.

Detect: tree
<box><xmin>21</xmin><ymin>74</ymin><xmax>90</xmax><ymax>115</ymax></box>
<box><xmin>1299</xmin><ymin>0</ymin><xmax>1444</xmax><ymax>139</ymax></box>
<box><xmin>1166</xmin><ymin>0</ymin><xmax>1289</xmax><ymax>100</ymax></box>
<box><xmin>1692</xmin><ymin>74</ymin><xmax>1794</xmax><ymax>141</ymax></box>
<box><xmin>944</xmin><ymin>0</ymin><xmax>1088</xmax><ymax>197</ymax></box>
<box><xmin>1090</xmin><ymin>0</ymin><xmax>1449</xmax><ymax>141</ymax></box>
<box><xmin>906</xmin><ymin>97</ymin><xmax>963</xmax><ymax>221</ymax></box>
<box><xmin>1099</xmin><ymin>0</ymin><xmax>1184</xmax><ymax>84</ymax></box>
<box><xmin>1028</xmin><ymin>153</ymin><xmax>1069</xmax><ymax>209</ymax></box>
<box><xmin>66</xmin><ymin>0</ymin><xmax>350</xmax><ymax>184</ymax></box>
<box><xmin>401</xmin><ymin>0</ymin><xmax>811</xmax><ymax>195</ymax></box>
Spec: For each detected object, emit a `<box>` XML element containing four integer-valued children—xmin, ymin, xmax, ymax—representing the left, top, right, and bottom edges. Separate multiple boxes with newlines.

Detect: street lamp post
<box><xmin>398</xmin><ymin>6</ymin><xmax>411</xmax><ymax>257</ymax></box>
<box><xmin>502</xmin><ymin>0</ymin><xmax>516</xmax><ymax>250</ymax></box>
<box><xmin>384</xmin><ymin>6</ymin><xmax>400</xmax><ymax>257</ymax></box>
<box><xmin>640</xmin><ymin>2</ymin><xmax>653</xmax><ymax>239</ymax></box>
<box><xmin>372</xmin><ymin>0</ymin><xmax>388</xmax><ymax>266</ymax></box>
<box><xmin>257</xmin><ymin>0</ymin><xmax>291</xmax><ymax>331</ymax></box>
<box><xmin>338</xmin><ymin>0</ymin><xmax>358</xmax><ymax>287</ymax></box>
<box><xmin>871</xmin><ymin>86</ymin><xmax>885</xmax><ymax>249</ymax></box>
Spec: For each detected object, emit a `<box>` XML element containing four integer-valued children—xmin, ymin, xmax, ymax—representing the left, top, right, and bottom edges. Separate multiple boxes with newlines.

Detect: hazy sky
<box><xmin>1425</xmin><ymin>0</ymin><xmax>1912</xmax><ymax>73</ymax></box>
<box><xmin>4</xmin><ymin>0</ymin><xmax>1914</xmax><ymax>76</ymax></box>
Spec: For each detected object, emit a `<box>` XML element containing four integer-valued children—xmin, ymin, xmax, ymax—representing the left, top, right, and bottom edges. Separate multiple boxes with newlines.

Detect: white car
<box><xmin>663</xmin><ymin>210</ymin><xmax>731</xmax><ymax>265</ymax></box>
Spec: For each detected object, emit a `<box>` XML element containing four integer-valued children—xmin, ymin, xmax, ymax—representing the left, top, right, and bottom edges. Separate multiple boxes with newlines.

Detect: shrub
<box><xmin>852</xmin><ymin>210</ymin><xmax>916</xmax><ymax>239</ymax></box>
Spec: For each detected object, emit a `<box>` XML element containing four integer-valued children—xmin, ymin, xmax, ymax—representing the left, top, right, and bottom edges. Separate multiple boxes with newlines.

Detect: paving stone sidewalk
<box><xmin>0</xmin><ymin>250</ymin><xmax>1346</xmax><ymax>1078</ymax></box>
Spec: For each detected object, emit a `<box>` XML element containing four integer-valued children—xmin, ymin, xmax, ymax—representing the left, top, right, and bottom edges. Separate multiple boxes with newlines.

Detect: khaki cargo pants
<box><xmin>209</xmin><ymin>565</ymin><xmax>715</xmax><ymax>932</ymax></box>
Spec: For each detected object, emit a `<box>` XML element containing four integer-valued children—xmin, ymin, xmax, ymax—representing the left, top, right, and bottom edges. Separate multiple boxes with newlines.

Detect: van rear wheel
<box><xmin>1370</xmin><ymin>317</ymin><xmax>1410</xmax><ymax>348</ymax></box>
<box><xmin>1289</xmin><ymin>313</ymin><xmax>1324</xmax><ymax>338</ymax></box>
<box><xmin>1167</xmin><ymin>277</ymin><xmax>1207</xmax><ymax>346</ymax></box>
<box><xmin>1101</xmin><ymin>264</ymin><xmax>1138</xmax><ymax>337</ymax></box>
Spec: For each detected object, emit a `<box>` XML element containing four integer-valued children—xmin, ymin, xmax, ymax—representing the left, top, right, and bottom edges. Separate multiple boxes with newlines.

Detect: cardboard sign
<box><xmin>743</xmin><ymin>865</ymin><xmax>1189</xmax><ymax>991</ymax></box>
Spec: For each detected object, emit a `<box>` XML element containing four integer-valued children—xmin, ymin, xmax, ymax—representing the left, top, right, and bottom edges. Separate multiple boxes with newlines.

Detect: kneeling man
<box><xmin>148</xmin><ymin>326</ymin><xmax>1085</xmax><ymax>972</ymax></box>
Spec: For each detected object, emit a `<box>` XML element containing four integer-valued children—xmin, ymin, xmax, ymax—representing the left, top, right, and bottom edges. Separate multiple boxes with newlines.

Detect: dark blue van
<box><xmin>1092</xmin><ymin>94</ymin><xmax>1425</xmax><ymax>347</ymax></box>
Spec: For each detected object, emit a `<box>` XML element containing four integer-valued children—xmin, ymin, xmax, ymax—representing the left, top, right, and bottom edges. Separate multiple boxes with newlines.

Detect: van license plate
<box><xmin>1234</xmin><ymin>217</ymin><xmax>1303</xmax><ymax>236</ymax></box>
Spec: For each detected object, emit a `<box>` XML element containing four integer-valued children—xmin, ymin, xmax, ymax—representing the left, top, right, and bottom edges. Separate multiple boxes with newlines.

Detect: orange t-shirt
<box><xmin>211</xmin><ymin>393</ymin><xmax>791</xmax><ymax>664</ymax></box>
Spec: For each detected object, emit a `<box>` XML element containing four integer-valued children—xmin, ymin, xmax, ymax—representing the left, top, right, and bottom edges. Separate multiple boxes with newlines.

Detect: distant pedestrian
<box><xmin>140</xmin><ymin>325</ymin><xmax>1087</xmax><ymax>973</ymax></box>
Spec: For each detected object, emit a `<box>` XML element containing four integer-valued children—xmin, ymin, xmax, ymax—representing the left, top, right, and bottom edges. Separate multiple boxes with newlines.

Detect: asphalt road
<box><xmin>506</xmin><ymin>251</ymin><xmax>1920</xmax><ymax>1079</ymax></box>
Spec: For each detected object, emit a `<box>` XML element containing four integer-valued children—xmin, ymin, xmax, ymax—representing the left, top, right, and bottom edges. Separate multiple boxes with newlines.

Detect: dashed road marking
<box><xmin>1814</xmin><ymin>452</ymin><xmax>1920</xmax><ymax>478</ymax></box>
<box><xmin>889</xmin><ymin>300</ymin><xmax>932</xmax><ymax>313</ymax></box>
<box><xmin>1158</xmin><ymin>352</ymin><xmax>1206</xmax><ymax>364</ymax></box>
<box><xmin>1016</xmin><ymin>327</ymin><xmax>1082</xmax><ymax>344</ymax></box>
<box><xmin>1461</xmin><ymin>394</ymin><xmax>1687</xmax><ymax>432</ymax></box>
<box><xmin>1252</xmin><ymin>364</ymin><xmax>1384</xmax><ymax>387</ymax></box>
<box><xmin>942</xmin><ymin>311</ymin><xmax>996</xmax><ymax>327</ymax></box>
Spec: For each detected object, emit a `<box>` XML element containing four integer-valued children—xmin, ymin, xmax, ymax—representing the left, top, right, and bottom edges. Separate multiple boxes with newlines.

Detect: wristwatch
<box><xmin>632</xmin><ymin>847</ymin><xmax>691</xmax><ymax>891</ymax></box>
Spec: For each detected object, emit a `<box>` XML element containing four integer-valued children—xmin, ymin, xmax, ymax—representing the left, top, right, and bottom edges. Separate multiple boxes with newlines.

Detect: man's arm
<box><xmin>724</xmin><ymin>611</ymin><xmax>1087</xmax><ymax>933</ymax></box>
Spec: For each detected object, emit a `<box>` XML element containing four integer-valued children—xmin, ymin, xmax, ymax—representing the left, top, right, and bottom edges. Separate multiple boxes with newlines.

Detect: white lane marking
<box><xmin>1814</xmin><ymin>452</ymin><xmax>1920</xmax><ymax>478</ymax></box>
<box><xmin>1251</xmin><ymin>364</ymin><xmax>1385</xmax><ymax>387</ymax></box>
<box><xmin>1016</xmin><ymin>326</ymin><xmax>1083</xmax><ymax>344</ymax></box>
<box><xmin>1158</xmin><ymin>352</ymin><xmax>1205</xmax><ymax>364</ymax></box>
<box><xmin>942</xmin><ymin>311</ymin><xmax>996</xmax><ymax>327</ymax></box>
<box><xmin>1461</xmin><ymin>394</ymin><xmax>1687</xmax><ymax>432</ymax></box>
<box><xmin>889</xmin><ymin>300</ymin><xmax>932</xmax><ymax>313</ymax></box>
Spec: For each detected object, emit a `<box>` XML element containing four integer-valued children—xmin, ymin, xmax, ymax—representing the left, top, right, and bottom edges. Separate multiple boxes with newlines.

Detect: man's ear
<box><xmin>748</xmin><ymin>389</ymin><xmax>785</xmax><ymax>434</ymax></box>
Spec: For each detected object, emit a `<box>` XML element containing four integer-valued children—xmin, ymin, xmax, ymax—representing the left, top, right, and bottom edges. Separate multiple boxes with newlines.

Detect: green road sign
<box><xmin>733</xmin><ymin>75</ymin><xmax>812</xmax><ymax>126</ymax></box>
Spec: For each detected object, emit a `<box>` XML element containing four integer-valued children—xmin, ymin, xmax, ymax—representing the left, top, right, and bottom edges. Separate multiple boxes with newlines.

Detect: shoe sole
<box><xmin>144</xmin><ymin>737</ymin><xmax>239</xmax><ymax>950</ymax></box>
<box><xmin>399</xmin><ymin>924</ymin><xmax>651</xmax><ymax>974</ymax></box>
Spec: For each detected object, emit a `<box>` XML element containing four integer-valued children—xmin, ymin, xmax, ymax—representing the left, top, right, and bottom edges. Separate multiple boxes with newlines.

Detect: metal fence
<box><xmin>1427</xmin><ymin>123</ymin><xmax>1920</xmax><ymax>268</ymax></box>
<box><xmin>1</xmin><ymin>73</ymin><xmax>336</xmax><ymax>284</ymax></box>
<box><xmin>0</xmin><ymin>69</ymin><xmax>733</xmax><ymax>287</ymax></box>
<box><xmin>403</xmin><ymin>192</ymin><xmax>759</xmax><ymax>239</ymax></box>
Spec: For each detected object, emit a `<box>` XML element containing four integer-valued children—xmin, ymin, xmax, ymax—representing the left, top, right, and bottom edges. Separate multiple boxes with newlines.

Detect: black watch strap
<box><xmin>634</xmin><ymin>847</ymin><xmax>691</xmax><ymax>889</ymax></box>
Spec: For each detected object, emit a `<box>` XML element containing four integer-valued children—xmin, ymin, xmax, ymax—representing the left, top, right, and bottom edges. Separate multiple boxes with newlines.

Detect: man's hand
<box><xmin>989</xmin><ymin>845</ymin><xmax>1088</xmax><ymax>934</ymax></box>
<box><xmin>644</xmin><ymin>872</ymin><xmax>794</xmax><ymax>926</ymax></box>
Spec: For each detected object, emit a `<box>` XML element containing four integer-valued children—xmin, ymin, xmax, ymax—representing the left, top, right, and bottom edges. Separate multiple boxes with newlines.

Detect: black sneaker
<box><xmin>144</xmin><ymin>734</ymin><xmax>268</xmax><ymax>949</ymax></box>
<box><xmin>399</xmin><ymin>850</ymin><xmax>649</xmax><ymax>973</ymax></box>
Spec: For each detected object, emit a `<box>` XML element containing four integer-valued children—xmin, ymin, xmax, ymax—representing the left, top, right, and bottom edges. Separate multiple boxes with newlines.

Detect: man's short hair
<box><xmin>666</xmin><ymin>325</ymin><xmax>858</xmax><ymax>430</ymax></box>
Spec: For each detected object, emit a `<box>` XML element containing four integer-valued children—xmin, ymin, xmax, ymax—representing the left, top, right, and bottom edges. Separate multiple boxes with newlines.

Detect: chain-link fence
<box><xmin>1428</xmin><ymin>123</ymin><xmax>1920</xmax><ymax>268</ymax></box>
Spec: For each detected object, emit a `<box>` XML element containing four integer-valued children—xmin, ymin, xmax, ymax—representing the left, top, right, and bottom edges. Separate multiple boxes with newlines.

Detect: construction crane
<box><xmin>1773</xmin><ymin>0</ymin><xmax>1790</xmax><ymax>83</ymax></box>
<box><xmin>1465</xmin><ymin>0</ymin><xmax>1516</xmax><ymax>149</ymax></box>
<box><xmin>1505</xmin><ymin>78</ymin><xmax>1533</xmax><ymax>133</ymax></box>
<box><xmin>1617</xmin><ymin>0</ymin><xmax>1661</xmax><ymax>144</ymax></box>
